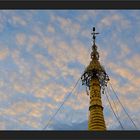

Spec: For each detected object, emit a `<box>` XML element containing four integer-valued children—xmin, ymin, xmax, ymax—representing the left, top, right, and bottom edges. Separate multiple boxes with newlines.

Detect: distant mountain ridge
<box><xmin>51</xmin><ymin>119</ymin><xmax>139</xmax><ymax>130</ymax></box>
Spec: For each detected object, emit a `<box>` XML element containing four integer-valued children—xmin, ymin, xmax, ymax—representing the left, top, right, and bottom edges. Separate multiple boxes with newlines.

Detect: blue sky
<box><xmin>0</xmin><ymin>10</ymin><xmax>140</xmax><ymax>130</ymax></box>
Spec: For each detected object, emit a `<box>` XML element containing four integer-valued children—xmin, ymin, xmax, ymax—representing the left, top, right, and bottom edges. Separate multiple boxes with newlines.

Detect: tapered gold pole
<box><xmin>88</xmin><ymin>77</ymin><xmax>106</xmax><ymax>130</ymax></box>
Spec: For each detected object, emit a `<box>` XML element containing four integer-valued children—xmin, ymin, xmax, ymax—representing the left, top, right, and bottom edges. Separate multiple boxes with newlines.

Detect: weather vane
<box><xmin>91</xmin><ymin>27</ymin><xmax>99</xmax><ymax>44</ymax></box>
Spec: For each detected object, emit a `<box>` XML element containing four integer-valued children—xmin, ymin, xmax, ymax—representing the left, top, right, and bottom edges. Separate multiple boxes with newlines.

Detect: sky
<box><xmin>0</xmin><ymin>10</ymin><xmax>140</xmax><ymax>130</ymax></box>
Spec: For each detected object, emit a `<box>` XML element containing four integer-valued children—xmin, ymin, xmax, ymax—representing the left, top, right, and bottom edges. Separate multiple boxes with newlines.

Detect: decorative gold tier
<box><xmin>88</xmin><ymin>77</ymin><xmax>106</xmax><ymax>131</ymax></box>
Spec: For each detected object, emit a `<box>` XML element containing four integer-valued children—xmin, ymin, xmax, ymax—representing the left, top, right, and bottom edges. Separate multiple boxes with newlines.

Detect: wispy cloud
<box><xmin>0</xmin><ymin>48</ymin><xmax>9</xmax><ymax>60</ymax></box>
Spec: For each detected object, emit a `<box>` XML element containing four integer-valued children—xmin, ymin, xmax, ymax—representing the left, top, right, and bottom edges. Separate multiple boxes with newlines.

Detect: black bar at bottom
<box><xmin>0</xmin><ymin>131</ymin><xmax>139</xmax><ymax>140</ymax></box>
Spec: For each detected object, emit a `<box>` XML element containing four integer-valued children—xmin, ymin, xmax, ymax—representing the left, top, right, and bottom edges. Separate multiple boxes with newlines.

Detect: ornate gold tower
<box><xmin>81</xmin><ymin>27</ymin><xmax>109</xmax><ymax>131</ymax></box>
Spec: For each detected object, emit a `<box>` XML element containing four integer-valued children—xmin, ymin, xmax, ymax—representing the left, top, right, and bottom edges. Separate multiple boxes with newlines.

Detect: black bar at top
<box><xmin>0</xmin><ymin>1</ymin><xmax>140</xmax><ymax>9</ymax></box>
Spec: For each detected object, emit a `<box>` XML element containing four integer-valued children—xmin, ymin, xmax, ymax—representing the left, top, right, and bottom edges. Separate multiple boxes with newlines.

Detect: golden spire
<box><xmin>81</xmin><ymin>27</ymin><xmax>109</xmax><ymax>131</ymax></box>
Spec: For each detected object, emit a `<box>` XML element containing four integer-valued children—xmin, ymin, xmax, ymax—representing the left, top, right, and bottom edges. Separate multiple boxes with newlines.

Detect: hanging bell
<box><xmin>86</xmin><ymin>87</ymin><xmax>89</xmax><ymax>96</ymax></box>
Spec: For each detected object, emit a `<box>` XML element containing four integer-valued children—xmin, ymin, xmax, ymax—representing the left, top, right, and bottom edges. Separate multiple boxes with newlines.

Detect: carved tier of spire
<box><xmin>81</xmin><ymin>27</ymin><xmax>109</xmax><ymax>131</ymax></box>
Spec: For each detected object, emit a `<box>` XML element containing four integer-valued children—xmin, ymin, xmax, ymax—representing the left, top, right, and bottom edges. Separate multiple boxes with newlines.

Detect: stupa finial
<box><xmin>91</xmin><ymin>27</ymin><xmax>99</xmax><ymax>45</ymax></box>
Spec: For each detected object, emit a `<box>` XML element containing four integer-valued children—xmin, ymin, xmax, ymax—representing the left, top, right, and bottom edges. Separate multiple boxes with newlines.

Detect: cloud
<box><xmin>47</xmin><ymin>24</ymin><xmax>55</xmax><ymax>33</ymax></box>
<box><xmin>0</xmin><ymin>100</ymin><xmax>54</xmax><ymax>129</ymax></box>
<box><xmin>0</xmin><ymin>13</ymin><xmax>6</xmax><ymax>32</ymax></box>
<box><xmin>50</xmin><ymin>15</ymin><xmax>81</xmax><ymax>36</ymax></box>
<box><xmin>117</xmin><ymin>43</ymin><xmax>131</xmax><ymax>59</ymax></box>
<box><xmin>11</xmin><ymin>49</ymin><xmax>31</xmax><ymax>77</ymax></box>
<box><xmin>47</xmin><ymin>38</ymin><xmax>89</xmax><ymax>67</ymax></box>
<box><xmin>125</xmin><ymin>54</ymin><xmax>140</xmax><ymax>73</ymax></box>
<box><xmin>0</xmin><ymin>47</ymin><xmax>9</xmax><ymax>60</ymax></box>
<box><xmin>134</xmin><ymin>33</ymin><xmax>140</xmax><ymax>43</ymax></box>
<box><xmin>27</xmin><ymin>35</ymin><xmax>39</xmax><ymax>52</ymax></box>
<box><xmin>12</xmin><ymin>81</ymin><xmax>29</xmax><ymax>94</ymax></box>
<box><xmin>0</xmin><ymin>121</ymin><xmax>6</xmax><ymax>129</ymax></box>
<box><xmin>98</xmin><ymin>13</ymin><xmax>131</xmax><ymax>30</ymax></box>
<box><xmin>109</xmin><ymin>62</ymin><xmax>134</xmax><ymax>81</ymax></box>
<box><xmin>16</xmin><ymin>33</ymin><xmax>26</xmax><ymax>46</ymax></box>
<box><xmin>11</xmin><ymin>16</ymin><xmax>27</xmax><ymax>26</ymax></box>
